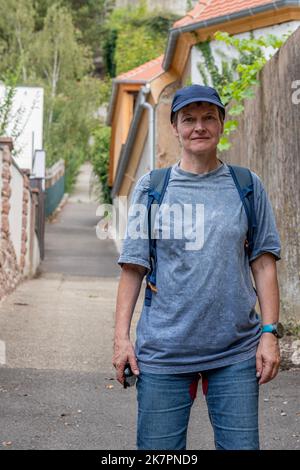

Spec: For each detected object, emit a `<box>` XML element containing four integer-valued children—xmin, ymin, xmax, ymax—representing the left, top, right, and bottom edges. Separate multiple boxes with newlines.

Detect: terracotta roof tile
<box><xmin>173</xmin><ymin>0</ymin><xmax>275</xmax><ymax>28</ymax></box>
<box><xmin>116</xmin><ymin>55</ymin><xmax>164</xmax><ymax>82</ymax></box>
<box><xmin>173</xmin><ymin>0</ymin><xmax>213</xmax><ymax>27</ymax></box>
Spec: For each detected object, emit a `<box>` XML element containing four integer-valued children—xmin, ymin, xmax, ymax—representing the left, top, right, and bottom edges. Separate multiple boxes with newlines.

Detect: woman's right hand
<box><xmin>113</xmin><ymin>337</ymin><xmax>140</xmax><ymax>385</ymax></box>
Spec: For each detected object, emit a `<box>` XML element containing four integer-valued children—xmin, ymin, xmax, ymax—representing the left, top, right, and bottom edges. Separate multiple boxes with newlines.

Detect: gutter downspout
<box><xmin>140</xmin><ymin>84</ymin><xmax>155</xmax><ymax>171</ymax></box>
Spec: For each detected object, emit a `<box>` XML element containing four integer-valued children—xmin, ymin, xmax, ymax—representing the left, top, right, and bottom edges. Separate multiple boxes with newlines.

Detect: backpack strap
<box><xmin>227</xmin><ymin>164</ymin><xmax>257</xmax><ymax>257</ymax></box>
<box><xmin>144</xmin><ymin>166</ymin><xmax>172</xmax><ymax>307</ymax></box>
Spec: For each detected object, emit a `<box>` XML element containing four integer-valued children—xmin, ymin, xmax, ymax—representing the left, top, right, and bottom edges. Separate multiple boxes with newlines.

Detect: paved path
<box><xmin>0</xmin><ymin>162</ymin><xmax>299</xmax><ymax>449</ymax></box>
<box><xmin>40</xmin><ymin>162</ymin><xmax>119</xmax><ymax>277</ymax></box>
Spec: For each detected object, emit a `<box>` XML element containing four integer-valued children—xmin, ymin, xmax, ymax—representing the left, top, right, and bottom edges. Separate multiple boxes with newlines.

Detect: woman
<box><xmin>113</xmin><ymin>84</ymin><xmax>282</xmax><ymax>450</ymax></box>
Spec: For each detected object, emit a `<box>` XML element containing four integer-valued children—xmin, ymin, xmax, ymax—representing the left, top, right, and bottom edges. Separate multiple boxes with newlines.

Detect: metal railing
<box><xmin>45</xmin><ymin>159</ymin><xmax>65</xmax><ymax>217</ymax></box>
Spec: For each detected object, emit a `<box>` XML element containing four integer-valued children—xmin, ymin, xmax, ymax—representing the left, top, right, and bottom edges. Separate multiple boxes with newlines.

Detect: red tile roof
<box><xmin>116</xmin><ymin>55</ymin><xmax>164</xmax><ymax>82</ymax></box>
<box><xmin>115</xmin><ymin>1</ymin><xmax>277</xmax><ymax>81</ymax></box>
<box><xmin>173</xmin><ymin>0</ymin><xmax>274</xmax><ymax>28</ymax></box>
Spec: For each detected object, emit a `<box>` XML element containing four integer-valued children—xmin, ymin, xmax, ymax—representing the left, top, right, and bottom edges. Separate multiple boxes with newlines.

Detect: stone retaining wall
<box><xmin>0</xmin><ymin>137</ymin><xmax>40</xmax><ymax>301</ymax></box>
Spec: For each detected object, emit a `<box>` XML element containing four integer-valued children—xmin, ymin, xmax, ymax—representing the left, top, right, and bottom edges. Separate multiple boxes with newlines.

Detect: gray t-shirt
<box><xmin>118</xmin><ymin>160</ymin><xmax>281</xmax><ymax>374</ymax></box>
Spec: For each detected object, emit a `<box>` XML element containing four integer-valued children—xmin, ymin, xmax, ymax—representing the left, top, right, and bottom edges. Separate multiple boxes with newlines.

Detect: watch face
<box><xmin>276</xmin><ymin>322</ymin><xmax>284</xmax><ymax>338</ymax></box>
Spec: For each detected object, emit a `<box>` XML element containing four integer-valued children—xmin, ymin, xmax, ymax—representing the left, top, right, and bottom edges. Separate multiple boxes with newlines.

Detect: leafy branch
<box><xmin>0</xmin><ymin>66</ymin><xmax>22</xmax><ymax>139</ymax></box>
<box><xmin>196</xmin><ymin>30</ymin><xmax>291</xmax><ymax>151</ymax></box>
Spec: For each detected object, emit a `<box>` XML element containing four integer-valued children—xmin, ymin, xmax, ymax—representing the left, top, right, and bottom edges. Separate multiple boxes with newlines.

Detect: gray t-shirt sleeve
<box><xmin>117</xmin><ymin>172</ymin><xmax>151</xmax><ymax>272</ymax></box>
<box><xmin>249</xmin><ymin>172</ymin><xmax>281</xmax><ymax>263</ymax></box>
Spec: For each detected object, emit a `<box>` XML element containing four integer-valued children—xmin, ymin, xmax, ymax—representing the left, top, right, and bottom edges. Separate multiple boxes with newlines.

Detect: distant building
<box><xmin>115</xmin><ymin>0</ymin><xmax>197</xmax><ymax>15</ymax></box>
<box><xmin>0</xmin><ymin>85</ymin><xmax>44</xmax><ymax>171</ymax></box>
<box><xmin>108</xmin><ymin>0</ymin><xmax>300</xmax><ymax>331</ymax></box>
<box><xmin>108</xmin><ymin>0</ymin><xmax>300</xmax><ymax>251</ymax></box>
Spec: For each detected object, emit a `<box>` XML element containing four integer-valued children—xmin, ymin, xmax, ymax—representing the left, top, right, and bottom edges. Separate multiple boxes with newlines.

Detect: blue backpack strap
<box><xmin>227</xmin><ymin>164</ymin><xmax>257</xmax><ymax>257</ymax></box>
<box><xmin>144</xmin><ymin>166</ymin><xmax>172</xmax><ymax>307</ymax></box>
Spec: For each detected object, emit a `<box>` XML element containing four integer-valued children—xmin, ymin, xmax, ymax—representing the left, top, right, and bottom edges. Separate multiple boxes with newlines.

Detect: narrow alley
<box><xmin>0</xmin><ymin>163</ymin><xmax>299</xmax><ymax>450</ymax></box>
<box><xmin>0</xmin><ymin>162</ymin><xmax>140</xmax><ymax>449</ymax></box>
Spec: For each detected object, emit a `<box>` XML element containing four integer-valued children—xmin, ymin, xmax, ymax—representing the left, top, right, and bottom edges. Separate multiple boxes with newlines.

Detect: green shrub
<box><xmin>89</xmin><ymin>126</ymin><xmax>111</xmax><ymax>204</ymax></box>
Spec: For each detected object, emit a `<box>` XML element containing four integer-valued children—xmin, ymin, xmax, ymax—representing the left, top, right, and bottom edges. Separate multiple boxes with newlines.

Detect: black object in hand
<box><xmin>123</xmin><ymin>363</ymin><xmax>137</xmax><ymax>389</ymax></box>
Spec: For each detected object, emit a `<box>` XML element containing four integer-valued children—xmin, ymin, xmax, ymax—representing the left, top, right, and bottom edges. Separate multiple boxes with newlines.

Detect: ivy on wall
<box><xmin>195</xmin><ymin>31</ymin><xmax>290</xmax><ymax>151</ymax></box>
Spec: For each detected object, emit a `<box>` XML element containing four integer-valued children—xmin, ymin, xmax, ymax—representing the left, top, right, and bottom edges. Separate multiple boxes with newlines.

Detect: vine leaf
<box><xmin>194</xmin><ymin>30</ymin><xmax>290</xmax><ymax>152</ymax></box>
<box><xmin>218</xmin><ymin>136</ymin><xmax>231</xmax><ymax>151</ymax></box>
<box><xmin>224</xmin><ymin>120</ymin><xmax>239</xmax><ymax>134</ymax></box>
<box><xmin>228</xmin><ymin>104</ymin><xmax>244</xmax><ymax>116</ymax></box>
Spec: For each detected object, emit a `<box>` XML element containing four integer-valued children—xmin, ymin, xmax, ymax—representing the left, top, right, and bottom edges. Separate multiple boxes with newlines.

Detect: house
<box><xmin>107</xmin><ymin>0</ymin><xmax>300</xmax><ymax>245</ymax></box>
<box><xmin>0</xmin><ymin>85</ymin><xmax>44</xmax><ymax>172</ymax></box>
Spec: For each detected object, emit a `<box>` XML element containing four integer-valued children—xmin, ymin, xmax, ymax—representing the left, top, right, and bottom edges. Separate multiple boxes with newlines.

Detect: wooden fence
<box><xmin>221</xmin><ymin>27</ymin><xmax>300</xmax><ymax>321</ymax></box>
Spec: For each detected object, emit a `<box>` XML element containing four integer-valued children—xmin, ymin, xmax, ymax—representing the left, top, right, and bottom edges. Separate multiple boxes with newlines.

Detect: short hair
<box><xmin>171</xmin><ymin>103</ymin><xmax>224</xmax><ymax>126</ymax></box>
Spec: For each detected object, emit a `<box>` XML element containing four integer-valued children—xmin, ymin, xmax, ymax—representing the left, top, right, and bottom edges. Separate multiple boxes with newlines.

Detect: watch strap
<box><xmin>262</xmin><ymin>324</ymin><xmax>274</xmax><ymax>334</ymax></box>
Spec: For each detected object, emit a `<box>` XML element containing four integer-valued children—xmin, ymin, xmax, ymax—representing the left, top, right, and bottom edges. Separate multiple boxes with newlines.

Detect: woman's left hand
<box><xmin>256</xmin><ymin>333</ymin><xmax>281</xmax><ymax>385</ymax></box>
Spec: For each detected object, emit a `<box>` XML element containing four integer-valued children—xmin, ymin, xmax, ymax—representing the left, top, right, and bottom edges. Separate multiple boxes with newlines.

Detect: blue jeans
<box><xmin>136</xmin><ymin>356</ymin><xmax>259</xmax><ymax>450</ymax></box>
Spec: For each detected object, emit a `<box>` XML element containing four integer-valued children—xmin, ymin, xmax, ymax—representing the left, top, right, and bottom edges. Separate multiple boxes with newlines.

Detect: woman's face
<box><xmin>172</xmin><ymin>102</ymin><xmax>224</xmax><ymax>157</ymax></box>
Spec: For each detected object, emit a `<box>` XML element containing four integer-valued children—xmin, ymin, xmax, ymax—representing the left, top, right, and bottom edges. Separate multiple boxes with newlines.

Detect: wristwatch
<box><xmin>261</xmin><ymin>322</ymin><xmax>284</xmax><ymax>338</ymax></box>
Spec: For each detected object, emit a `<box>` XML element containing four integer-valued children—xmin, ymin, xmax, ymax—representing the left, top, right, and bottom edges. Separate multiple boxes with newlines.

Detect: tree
<box><xmin>0</xmin><ymin>0</ymin><xmax>109</xmax><ymax>192</ymax></box>
<box><xmin>32</xmin><ymin>0</ymin><xmax>55</xmax><ymax>30</ymax></box>
<box><xmin>114</xmin><ymin>25</ymin><xmax>165</xmax><ymax>76</ymax></box>
<box><xmin>46</xmin><ymin>76</ymin><xmax>101</xmax><ymax>164</ymax></box>
<box><xmin>103</xmin><ymin>1</ymin><xmax>178</xmax><ymax>77</ymax></box>
<box><xmin>30</xmin><ymin>3</ymin><xmax>92</xmax><ymax>138</ymax></box>
<box><xmin>0</xmin><ymin>69</ymin><xmax>20</xmax><ymax>137</ymax></box>
<box><xmin>0</xmin><ymin>0</ymin><xmax>35</xmax><ymax>82</ymax></box>
<box><xmin>64</xmin><ymin>0</ymin><xmax>112</xmax><ymax>52</ymax></box>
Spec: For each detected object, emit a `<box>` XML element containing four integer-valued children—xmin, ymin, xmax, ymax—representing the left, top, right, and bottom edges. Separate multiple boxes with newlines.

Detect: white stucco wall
<box><xmin>190</xmin><ymin>22</ymin><xmax>300</xmax><ymax>85</ymax></box>
<box><xmin>9</xmin><ymin>160</ymin><xmax>24</xmax><ymax>265</ymax></box>
<box><xmin>0</xmin><ymin>86</ymin><xmax>44</xmax><ymax>171</ymax></box>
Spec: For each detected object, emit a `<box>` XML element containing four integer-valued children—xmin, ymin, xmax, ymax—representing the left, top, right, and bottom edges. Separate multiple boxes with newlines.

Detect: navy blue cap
<box><xmin>170</xmin><ymin>84</ymin><xmax>225</xmax><ymax>122</ymax></box>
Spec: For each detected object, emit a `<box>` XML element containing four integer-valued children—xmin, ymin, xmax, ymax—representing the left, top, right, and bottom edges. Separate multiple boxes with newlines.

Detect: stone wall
<box><xmin>0</xmin><ymin>137</ymin><xmax>40</xmax><ymax>301</ymax></box>
<box><xmin>0</xmin><ymin>139</ymin><xmax>22</xmax><ymax>299</ymax></box>
<box><xmin>45</xmin><ymin>159</ymin><xmax>65</xmax><ymax>189</ymax></box>
<box><xmin>20</xmin><ymin>168</ymin><xmax>30</xmax><ymax>272</ymax></box>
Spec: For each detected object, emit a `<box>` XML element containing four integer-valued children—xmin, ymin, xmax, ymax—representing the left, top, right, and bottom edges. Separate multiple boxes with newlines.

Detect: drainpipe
<box><xmin>140</xmin><ymin>84</ymin><xmax>155</xmax><ymax>171</ymax></box>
